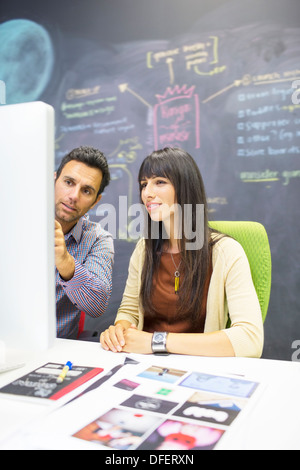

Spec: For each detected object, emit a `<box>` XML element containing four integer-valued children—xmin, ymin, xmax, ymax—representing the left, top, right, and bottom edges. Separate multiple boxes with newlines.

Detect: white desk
<box><xmin>0</xmin><ymin>338</ymin><xmax>300</xmax><ymax>450</ymax></box>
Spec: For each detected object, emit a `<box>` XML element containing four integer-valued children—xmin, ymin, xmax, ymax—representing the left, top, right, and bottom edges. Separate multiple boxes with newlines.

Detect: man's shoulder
<box><xmin>82</xmin><ymin>215</ymin><xmax>114</xmax><ymax>252</ymax></box>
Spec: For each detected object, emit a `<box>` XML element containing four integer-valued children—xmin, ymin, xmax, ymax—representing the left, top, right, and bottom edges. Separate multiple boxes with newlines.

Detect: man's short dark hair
<box><xmin>56</xmin><ymin>146</ymin><xmax>110</xmax><ymax>196</ymax></box>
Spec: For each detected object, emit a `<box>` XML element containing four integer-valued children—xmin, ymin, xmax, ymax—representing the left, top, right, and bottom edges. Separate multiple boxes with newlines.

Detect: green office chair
<box><xmin>208</xmin><ymin>221</ymin><xmax>272</xmax><ymax>323</ymax></box>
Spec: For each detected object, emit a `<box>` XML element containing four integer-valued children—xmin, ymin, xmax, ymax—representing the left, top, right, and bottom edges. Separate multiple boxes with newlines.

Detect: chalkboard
<box><xmin>1</xmin><ymin>0</ymin><xmax>300</xmax><ymax>360</ymax></box>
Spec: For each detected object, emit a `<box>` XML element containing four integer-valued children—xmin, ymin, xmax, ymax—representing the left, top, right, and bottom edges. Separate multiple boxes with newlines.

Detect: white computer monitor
<box><xmin>0</xmin><ymin>101</ymin><xmax>56</xmax><ymax>351</ymax></box>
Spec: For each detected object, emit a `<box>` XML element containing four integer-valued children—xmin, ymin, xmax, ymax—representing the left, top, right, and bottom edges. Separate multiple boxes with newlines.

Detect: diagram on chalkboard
<box><xmin>1</xmin><ymin>15</ymin><xmax>299</xmax><ymax>233</ymax></box>
<box><xmin>46</xmin><ymin>20</ymin><xmax>300</xmax><ymax>236</ymax></box>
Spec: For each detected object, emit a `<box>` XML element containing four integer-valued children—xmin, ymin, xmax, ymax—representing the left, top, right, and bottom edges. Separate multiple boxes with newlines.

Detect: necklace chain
<box><xmin>170</xmin><ymin>253</ymin><xmax>181</xmax><ymax>276</ymax></box>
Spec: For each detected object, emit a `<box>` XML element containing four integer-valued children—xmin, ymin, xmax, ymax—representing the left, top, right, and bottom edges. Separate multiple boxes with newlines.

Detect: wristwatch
<box><xmin>151</xmin><ymin>331</ymin><xmax>169</xmax><ymax>355</ymax></box>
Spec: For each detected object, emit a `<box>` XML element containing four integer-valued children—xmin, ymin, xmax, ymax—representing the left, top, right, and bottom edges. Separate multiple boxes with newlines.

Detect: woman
<box><xmin>100</xmin><ymin>147</ymin><xmax>264</xmax><ymax>357</ymax></box>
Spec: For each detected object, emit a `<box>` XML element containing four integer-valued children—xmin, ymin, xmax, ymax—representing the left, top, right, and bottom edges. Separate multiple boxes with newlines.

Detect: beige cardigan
<box><xmin>115</xmin><ymin>235</ymin><xmax>264</xmax><ymax>358</ymax></box>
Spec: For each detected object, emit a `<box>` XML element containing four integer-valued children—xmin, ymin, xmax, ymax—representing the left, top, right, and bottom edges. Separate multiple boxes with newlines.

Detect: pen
<box><xmin>56</xmin><ymin>361</ymin><xmax>73</xmax><ymax>384</ymax></box>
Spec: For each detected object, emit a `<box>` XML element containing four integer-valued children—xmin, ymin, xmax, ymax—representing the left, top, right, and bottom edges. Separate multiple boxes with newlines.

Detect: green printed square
<box><xmin>157</xmin><ymin>388</ymin><xmax>172</xmax><ymax>396</ymax></box>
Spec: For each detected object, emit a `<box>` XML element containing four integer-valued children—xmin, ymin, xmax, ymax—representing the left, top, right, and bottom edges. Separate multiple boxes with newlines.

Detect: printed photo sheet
<box><xmin>72</xmin><ymin>366</ymin><xmax>258</xmax><ymax>450</ymax></box>
<box><xmin>5</xmin><ymin>361</ymin><xmax>261</xmax><ymax>450</ymax></box>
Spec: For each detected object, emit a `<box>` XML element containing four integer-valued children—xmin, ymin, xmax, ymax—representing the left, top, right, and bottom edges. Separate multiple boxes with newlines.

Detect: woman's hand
<box><xmin>100</xmin><ymin>323</ymin><xmax>127</xmax><ymax>352</ymax></box>
<box><xmin>122</xmin><ymin>326</ymin><xmax>152</xmax><ymax>354</ymax></box>
<box><xmin>100</xmin><ymin>322</ymin><xmax>152</xmax><ymax>354</ymax></box>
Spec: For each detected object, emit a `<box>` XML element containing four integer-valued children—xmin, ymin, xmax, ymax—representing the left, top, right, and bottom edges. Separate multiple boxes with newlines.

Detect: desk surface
<box><xmin>0</xmin><ymin>339</ymin><xmax>300</xmax><ymax>450</ymax></box>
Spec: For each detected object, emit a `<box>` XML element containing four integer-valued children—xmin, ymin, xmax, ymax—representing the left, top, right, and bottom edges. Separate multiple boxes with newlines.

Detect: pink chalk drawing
<box><xmin>153</xmin><ymin>85</ymin><xmax>200</xmax><ymax>150</ymax></box>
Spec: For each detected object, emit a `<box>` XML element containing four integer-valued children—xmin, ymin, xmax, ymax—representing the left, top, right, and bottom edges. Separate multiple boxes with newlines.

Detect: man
<box><xmin>55</xmin><ymin>146</ymin><xmax>114</xmax><ymax>339</ymax></box>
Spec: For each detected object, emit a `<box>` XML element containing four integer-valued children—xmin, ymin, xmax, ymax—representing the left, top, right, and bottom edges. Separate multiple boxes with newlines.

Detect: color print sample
<box><xmin>121</xmin><ymin>394</ymin><xmax>178</xmax><ymax>415</ymax></box>
<box><xmin>114</xmin><ymin>379</ymin><xmax>140</xmax><ymax>392</ymax></box>
<box><xmin>137</xmin><ymin>418</ymin><xmax>225</xmax><ymax>450</ymax></box>
<box><xmin>73</xmin><ymin>407</ymin><xmax>161</xmax><ymax>450</ymax></box>
<box><xmin>180</xmin><ymin>372</ymin><xmax>258</xmax><ymax>398</ymax></box>
<box><xmin>173</xmin><ymin>391</ymin><xmax>246</xmax><ymax>426</ymax></box>
<box><xmin>138</xmin><ymin>365</ymin><xmax>187</xmax><ymax>384</ymax></box>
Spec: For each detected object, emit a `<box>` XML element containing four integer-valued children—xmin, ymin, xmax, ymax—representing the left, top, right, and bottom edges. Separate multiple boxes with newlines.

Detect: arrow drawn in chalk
<box><xmin>166</xmin><ymin>58</ymin><xmax>175</xmax><ymax>85</ymax></box>
<box><xmin>118</xmin><ymin>83</ymin><xmax>152</xmax><ymax>108</ymax></box>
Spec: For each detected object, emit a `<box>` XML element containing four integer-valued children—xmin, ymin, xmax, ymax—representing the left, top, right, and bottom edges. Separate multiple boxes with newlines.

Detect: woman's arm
<box><xmin>118</xmin><ymin>328</ymin><xmax>235</xmax><ymax>356</ymax></box>
<box><xmin>166</xmin><ymin>331</ymin><xmax>235</xmax><ymax>356</ymax></box>
<box><xmin>220</xmin><ymin>240</ymin><xmax>264</xmax><ymax>358</ymax></box>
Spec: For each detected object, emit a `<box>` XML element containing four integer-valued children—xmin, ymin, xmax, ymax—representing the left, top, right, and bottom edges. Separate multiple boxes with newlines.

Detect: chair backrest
<box><xmin>77</xmin><ymin>311</ymin><xmax>86</xmax><ymax>339</ymax></box>
<box><xmin>209</xmin><ymin>221</ymin><xmax>272</xmax><ymax>322</ymax></box>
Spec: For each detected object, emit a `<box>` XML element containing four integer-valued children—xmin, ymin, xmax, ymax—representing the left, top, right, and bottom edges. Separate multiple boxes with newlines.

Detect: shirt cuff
<box><xmin>57</xmin><ymin>260</ymin><xmax>89</xmax><ymax>291</ymax></box>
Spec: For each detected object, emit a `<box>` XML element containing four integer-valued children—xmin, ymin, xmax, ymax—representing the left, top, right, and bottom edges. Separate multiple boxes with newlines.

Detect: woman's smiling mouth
<box><xmin>146</xmin><ymin>202</ymin><xmax>161</xmax><ymax>212</ymax></box>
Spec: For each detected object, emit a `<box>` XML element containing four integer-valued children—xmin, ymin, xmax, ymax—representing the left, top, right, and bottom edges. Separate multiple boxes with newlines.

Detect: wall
<box><xmin>1</xmin><ymin>0</ymin><xmax>300</xmax><ymax>360</ymax></box>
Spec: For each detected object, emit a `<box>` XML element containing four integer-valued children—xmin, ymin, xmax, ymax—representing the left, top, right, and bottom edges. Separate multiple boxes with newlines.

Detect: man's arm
<box><xmin>55</xmin><ymin>220</ymin><xmax>114</xmax><ymax>317</ymax></box>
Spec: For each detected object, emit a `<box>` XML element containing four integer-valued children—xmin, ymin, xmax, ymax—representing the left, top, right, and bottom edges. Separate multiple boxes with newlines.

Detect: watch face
<box><xmin>154</xmin><ymin>333</ymin><xmax>164</xmax><ymax>343</ymax></box>
<box><xmin>152</xmin><ymin>332</ymin><xmax>169</xmax><ymax>355</ymax></box>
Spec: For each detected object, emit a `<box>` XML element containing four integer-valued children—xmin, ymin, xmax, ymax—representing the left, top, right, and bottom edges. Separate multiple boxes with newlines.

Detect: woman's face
<box><xmin>140</xmin><ymin>175</ymin><xmax>176</xmax><ymax>223</ymax></box>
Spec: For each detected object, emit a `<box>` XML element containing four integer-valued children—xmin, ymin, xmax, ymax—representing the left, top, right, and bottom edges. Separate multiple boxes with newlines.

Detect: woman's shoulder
<box><xmin>211</xmin><ymin>231</ymin><xmax>246</xmax><ymax>261</ymax></box>
<box><xmin>134</xmin><ymin>237</ymin><xmax>146</xmax><ymax>252</ymax></box>
<box><xmin>129</xmin><ymin>238</ymin><xmax>146</xmax><ymax>265</ymax></box>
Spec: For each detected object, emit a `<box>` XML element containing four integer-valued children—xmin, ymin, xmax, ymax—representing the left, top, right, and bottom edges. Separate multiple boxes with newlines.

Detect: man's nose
<box><xmin>68</xmin><ymin>185</ymin><xmax>80</xmax><ymax>202</ymax></box>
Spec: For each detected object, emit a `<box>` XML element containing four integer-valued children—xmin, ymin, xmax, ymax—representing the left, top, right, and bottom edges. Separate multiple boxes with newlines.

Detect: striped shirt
<box><xmin>56</xmin><ymin>214</ymin><xmax>114</xmax><ymax>339</ymax></box>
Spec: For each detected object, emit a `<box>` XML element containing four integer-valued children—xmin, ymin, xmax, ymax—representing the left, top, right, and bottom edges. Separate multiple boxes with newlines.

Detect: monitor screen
<box><xmin>0</xmin><ymin>101</ymin><xmax>56</xmax><ymax>351</ymax></box>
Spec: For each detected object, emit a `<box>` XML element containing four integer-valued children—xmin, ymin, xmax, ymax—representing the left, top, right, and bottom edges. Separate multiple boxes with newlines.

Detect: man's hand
<box><xmin>55</xmin><ymin>220</ymin><xmax>75</xmax><ymax>281</ymax></box>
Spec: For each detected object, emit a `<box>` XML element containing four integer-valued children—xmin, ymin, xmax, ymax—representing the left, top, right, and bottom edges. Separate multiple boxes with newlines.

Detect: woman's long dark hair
<box><xmin>139</xmin><ymin>147</ymin><xmax>216</xmax><ymax>330</ymax></box>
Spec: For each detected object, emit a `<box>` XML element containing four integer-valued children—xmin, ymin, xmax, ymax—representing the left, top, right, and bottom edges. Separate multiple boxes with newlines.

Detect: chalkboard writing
<box><xmin>153</xmin><ymin>85</ymin><xmax>200</xmax><ymax>149</ymax></box>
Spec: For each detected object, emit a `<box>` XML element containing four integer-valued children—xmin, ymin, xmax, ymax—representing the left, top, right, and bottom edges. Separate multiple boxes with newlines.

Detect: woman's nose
<box><xmin>144</xmin><ymin>184</ymin><xmax>155</xmax><ymax>199</ymax></box>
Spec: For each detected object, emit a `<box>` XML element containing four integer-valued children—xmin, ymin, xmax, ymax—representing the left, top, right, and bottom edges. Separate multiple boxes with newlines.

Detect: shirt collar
<box><xmin>64</xmin><ymin>214</ymin><xmax>88</xmax><ymax>244</ymax></box>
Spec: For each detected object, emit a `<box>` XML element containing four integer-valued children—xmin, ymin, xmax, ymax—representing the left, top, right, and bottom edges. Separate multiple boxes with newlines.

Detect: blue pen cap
<box><xmin>66</xmin><ymin>361</ymin><xmax>73</xmax><ymax>370</ymax></box>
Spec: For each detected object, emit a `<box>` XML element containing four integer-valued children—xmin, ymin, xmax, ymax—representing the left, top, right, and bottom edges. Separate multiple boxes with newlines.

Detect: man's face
<box><xmin>55</xmin><ymin>160</ymin><xmax>103</xmax><ymax>232</ymax></box>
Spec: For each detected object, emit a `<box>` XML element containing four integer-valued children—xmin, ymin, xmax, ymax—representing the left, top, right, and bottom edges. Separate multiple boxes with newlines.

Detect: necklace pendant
<box><xmin>174</xmin><ymin>271</ymin><xmax>180</xmax><ymax>294</ymax></box>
